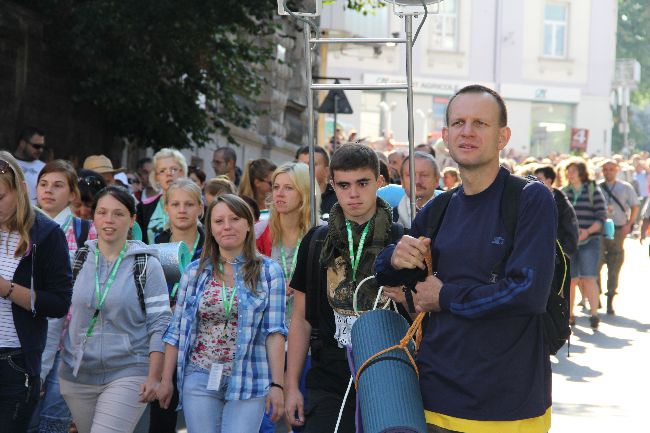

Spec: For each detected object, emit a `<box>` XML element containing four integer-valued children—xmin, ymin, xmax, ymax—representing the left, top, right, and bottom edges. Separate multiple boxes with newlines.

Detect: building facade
<box><xmin>319</xmin><ymin>0</ymin><xmax>618</xmax><ymax>157</ymax></box>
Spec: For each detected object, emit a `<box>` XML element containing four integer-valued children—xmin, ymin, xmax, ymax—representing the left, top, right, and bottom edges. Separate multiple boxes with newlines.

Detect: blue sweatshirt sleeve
<box><xmin>438</xmin><ymin>183</ymin><xmax>557</xmax><ymax>318</ymax></box>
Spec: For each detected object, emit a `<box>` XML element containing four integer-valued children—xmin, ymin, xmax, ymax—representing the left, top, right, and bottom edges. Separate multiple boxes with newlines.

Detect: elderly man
<box><xmin>393</xmin><ymin>151</ymin><xmax>441</xmax><ymax>230</ymax></box>
<box><xmin>598</xmin><ymin>159</ymin><xmax>639</xmax><ymax>314</ymax></box>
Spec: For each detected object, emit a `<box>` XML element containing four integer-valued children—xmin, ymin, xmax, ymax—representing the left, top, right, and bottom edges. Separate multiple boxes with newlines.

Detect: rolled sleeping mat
<box><xmin>352</xmin><ymin>309</ymin><xmax>427</xmax><ymax>433</ymax></box>
<box><xmin>148</xmin><ymin>241</ymin><xmax>191</xmax><ymax>284</ymax></box>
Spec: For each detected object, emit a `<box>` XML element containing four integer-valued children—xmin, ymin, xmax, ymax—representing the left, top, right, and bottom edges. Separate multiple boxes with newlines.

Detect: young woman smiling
<box><xmin>58</xmin><ymin>186</ymin><xmax>171</xmax><ymax>433</ymax></box>
<box><xmin>158</xmin><ymin>194</ymin><xmax>287</xmax><ymax>433</ymax></box>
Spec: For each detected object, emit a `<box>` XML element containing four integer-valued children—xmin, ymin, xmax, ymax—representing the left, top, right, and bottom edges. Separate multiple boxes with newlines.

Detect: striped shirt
<box><xmin>52</xmin><ymin>208</ymin><xmax>98</xmax><ymax>255</ymax></box>
<box><xmin>0</xmin><ymin>231</ymin><xmax>21</xmax><ymax>347</ymax></box>
<box><xmin>163</xmin><ymin>255</ymin><xmax>287</xmax><ymax>407</ymax></box>
<box><xmin>564</xmin><ymin>182</ymin><xmax>607</xmax><ymax>239</ymax></box>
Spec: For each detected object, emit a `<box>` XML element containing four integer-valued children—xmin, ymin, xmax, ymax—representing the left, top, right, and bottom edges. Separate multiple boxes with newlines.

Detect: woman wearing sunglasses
<box><xmin>0</xmin><ymin>151</ymin><xmax>72</xmax><ymax>432</ymax></box>
<box><xmin>136</xmin><ymin>148</ymin><xmax>188</xmax><ymax>244</ymax></box>
<box><xmin>239</xmin><ymin>158</ymin><xmax>276</xmax><ymax>219</ymax></box>
<box><xmin>157</xmin><ymin>194</ymin><xmax>287</xmax><ymax>433</ymax></box>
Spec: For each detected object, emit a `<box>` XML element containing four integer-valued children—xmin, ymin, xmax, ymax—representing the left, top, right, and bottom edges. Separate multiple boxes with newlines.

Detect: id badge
<box><xmin>207</xmin><ymin>363</ymin><xmax>224</xmax><ymax>390</ymax></box>
<box><xmin>72</xmin><ymin>337</ymin><xmax>87</xmax><ymax>377</ymax></box>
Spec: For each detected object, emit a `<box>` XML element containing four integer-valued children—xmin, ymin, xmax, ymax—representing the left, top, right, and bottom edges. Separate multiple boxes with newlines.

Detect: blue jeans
<box><xmin>0</xmin><ymin>349</ymin><xmax>40</xmax><ymax>433</ymax></box>
<box><xmin>28</xmin><ymin>351</ymin><xmax>72</xmax><ymax>433</ymax></box>
<box><xmin>182</xmin><ymin>365</ymin><xmax>265</xmax><ymax>433</ymax></box>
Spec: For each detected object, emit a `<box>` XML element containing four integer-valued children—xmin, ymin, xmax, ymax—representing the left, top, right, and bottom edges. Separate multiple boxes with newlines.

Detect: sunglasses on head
<box><xmin>0</xmin><ymin>160</ymin><xmax>15</xmax><ymax>176</ymax></box>
<box><xmin>127</xmin><ymin>177</ymin><xmax>141</xmax><ymax>185</ymax></box>
<box><xmin>78</xmin><ymin>176</ymin><xmax>104</xmax><ymax>189</ymax></box>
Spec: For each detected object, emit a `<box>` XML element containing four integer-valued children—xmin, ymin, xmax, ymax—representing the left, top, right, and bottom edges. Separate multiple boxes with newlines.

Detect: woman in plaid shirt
<box><xmin>158</xmin><ymin>194</ymin><xmax>287</xmax><ymax>433</ymax></box>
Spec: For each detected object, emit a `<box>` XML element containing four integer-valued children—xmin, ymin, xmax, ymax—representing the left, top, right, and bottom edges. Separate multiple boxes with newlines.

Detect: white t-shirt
<box><xmin>0</xmin><ymin>231</ymin><xmax>22</xmax><ymax>348</ymax></box>
<box><xmin>16</xmin><ymin>158</ymin><xmax>45</xmax><ymax>204</ymax></box>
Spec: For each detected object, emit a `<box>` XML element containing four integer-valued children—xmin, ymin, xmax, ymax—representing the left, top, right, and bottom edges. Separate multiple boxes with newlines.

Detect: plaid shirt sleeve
<box><xmin>262</xmin><ymin>259</ymin><xmax>288</xmax><ymax>338</ymax></box>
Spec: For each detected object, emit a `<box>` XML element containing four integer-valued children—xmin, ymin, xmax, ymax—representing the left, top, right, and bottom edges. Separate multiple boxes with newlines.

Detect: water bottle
<box><xmin>604</xmin><ymin>218</ymin><xmax>615</xmax><ymax>240</ymax></box>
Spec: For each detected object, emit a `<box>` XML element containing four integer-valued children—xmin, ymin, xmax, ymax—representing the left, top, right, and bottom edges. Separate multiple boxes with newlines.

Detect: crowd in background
<box><xmin>1</xmin><ymin>123</ymin><xmax>650</xmax><ymax>433</ymax></box>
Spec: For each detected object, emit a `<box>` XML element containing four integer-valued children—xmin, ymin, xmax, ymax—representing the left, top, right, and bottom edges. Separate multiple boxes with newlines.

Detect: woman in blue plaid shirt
<box><xmin>157</xmin><ymin>194</ymin><xmax>287</xmax><ymax>433</ymax></box>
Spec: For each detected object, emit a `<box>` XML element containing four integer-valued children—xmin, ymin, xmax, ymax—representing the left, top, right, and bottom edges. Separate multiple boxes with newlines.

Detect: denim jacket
<box><xmin>163</xmin><ymin>254</ymin><xmax>287</xmax><ymax>407</ymax></box>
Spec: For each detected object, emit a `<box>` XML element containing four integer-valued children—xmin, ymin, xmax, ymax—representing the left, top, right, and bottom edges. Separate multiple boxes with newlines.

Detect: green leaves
<box><xmin>22</xmin><ymin>0</ymin><xmax>277</xmax><ymax>150</ymax></box>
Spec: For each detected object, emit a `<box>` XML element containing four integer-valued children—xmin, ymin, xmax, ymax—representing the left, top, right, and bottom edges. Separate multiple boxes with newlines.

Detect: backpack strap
<box><xmin>73</xmin><ymin>217</ymin><xmax>91</xmax><ymax>249</ymax></box>
<box><xmin>133</xmin><ymin>254</ymin><xmax>147</xmax><ymax>312</ymax></box>
<box><xmin>71</xmin><ymin>246</ymin><xmax>90</xmax><ymax>286</ymax></box>
<box><xmin>491</xmin><ymin>174</ymin><xmax>536</xmax><ymax>279</ymax></box>
<box><xmin>423</xmin><ymin>187</ymin><xmax>457</xmax><ymax>273</ymax></box>
<box><xmin>304</xmin><ymin>225</ymin><xmax>329</xmax><ymax>327</ymax></box>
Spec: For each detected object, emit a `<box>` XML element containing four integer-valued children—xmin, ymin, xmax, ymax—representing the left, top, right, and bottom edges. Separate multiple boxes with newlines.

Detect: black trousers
<box><xmin>148</xmin><ymin>370</ymin><xmax>179</xmax><ymax>433</ymax></box>
<box><xmin>0</xmin><ymin>349</ymin><xmax>40</xmax><ymax>433</ymax></box>
<box><xmin>303</xmin><ymin>387</ymin><xmax>356</xmax><ymax>433</ymax></box>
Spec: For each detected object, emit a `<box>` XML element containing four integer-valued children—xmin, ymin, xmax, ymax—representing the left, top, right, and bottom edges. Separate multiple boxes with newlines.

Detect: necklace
<box><xmin>221</xmin><ymin>256</ymin><xmax>238</xmax><ymax>265</ymax></box>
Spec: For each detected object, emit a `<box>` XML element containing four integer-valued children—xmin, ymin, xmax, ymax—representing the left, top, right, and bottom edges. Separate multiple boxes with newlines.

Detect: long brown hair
<box><xmin>238</xmin><ymin>158</ymin><xmax>276</xmax><ymax>200</ymax></box>
<box><xmin>0</xmin><ymin>151</ymin><xmax>35</xmax><ymax>257</ymax></box>
<box><xmin>199</xmin><ymin>194</ymin><xmax>262</xmax><ymax>293</ymax></box>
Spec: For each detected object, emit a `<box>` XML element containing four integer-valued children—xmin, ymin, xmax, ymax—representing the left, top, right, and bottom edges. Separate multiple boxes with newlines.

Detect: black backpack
<box><xmin>425</xmin><ymin>174</ymin><xmax>571</xmax><ymax>356</ymax></box>
<box><xmin>71</xmin><ymin>246</ymin><xmax>147</xmax><ymax>312</ymax></box>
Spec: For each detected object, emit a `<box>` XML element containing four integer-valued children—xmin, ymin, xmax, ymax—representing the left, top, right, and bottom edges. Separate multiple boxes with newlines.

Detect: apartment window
<box><xmin>543</xmin><ymin>3</ymin><xmax>568</xmax><ymax>58</ymax></box>
<box><xmin>430</xmin><ymin>0</ymin><xmax>458</xmax><ymax>51</ymax></box>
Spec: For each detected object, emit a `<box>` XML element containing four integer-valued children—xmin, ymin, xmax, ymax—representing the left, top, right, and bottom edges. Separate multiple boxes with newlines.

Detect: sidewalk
<box><xmin>551</xmin><ymin>238</ymin><xmax>650</xmax><ymax>431</ymax></box>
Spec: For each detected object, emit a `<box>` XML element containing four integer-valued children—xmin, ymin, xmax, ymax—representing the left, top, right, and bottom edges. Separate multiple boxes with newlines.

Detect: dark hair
<box><xmin>38</xmin><ymin>159</ymin><xmax>80</xmax><ymax>199</ymax></box>
<box><xmin>188</xmin><ymin>166</ymin><xmax>207</xmax><ymax>184</ymax></box>
<box><xmin>239</xmin><ymin>158</ymin><xmax>276</xmax><ymax>199</ymax></box>
<box><xmin>240</xmin><ymin>195</ymin><xmax>261</xmax><ymax>221</ymax></box>
<box><xmin>379</xmin><ymin>160</ymin><xmax>390</xmax><ymax>184</ymax></box>
<box><xmin>329</xmin><ymin>143</ymin><xmax>379</xmax><ymax>179</ymax></box>
<box><xmin>445</xmin><ymin>84</ymin><xmax>508</xmax><ymax>127</ymax></box>
<box><xmin>295</xmin><ymin>145</ymin><xmax>330</xmax><ymax>165</ymax></box>
<box><xmin>77</xmin><ymin>168</ymin><xmax>107</xmax><ymax>205</ymax></box>
<box><xmin>400</xmin><ymin>151</ymin><xmax>439</xmax><ymax>178</ymax></box>
<box><xmin>566</xmin><ymin>158</ymin><xmax>591</xmax><ymax>183</ymax></box>
<box><xmin>534</xmin><ymin>165</ymin><xmax>557</xmax><ymax>183</ymax></box>
<box><xmin>92</xmin><ymin>185</ymin><xmax>136</xmax><ymax>217</ymax></box>
<box><xmin>136</xmin><ymin>157</ymin><xmax>152</xmax><ymax>170</ymax></box>
<box><xmin>415</xmin><ymin>143</ymin><xmax>436</xmax><ymax>158</ymax></box>
<box><xmin>215</xmin><ymin>147</ymin><xmax>237</xmax><ymax>163</ymax></box>
<box><xmin>16</xmin><ymin>126</ymin><xmax>45</xmax><ymax>145</ymax></box>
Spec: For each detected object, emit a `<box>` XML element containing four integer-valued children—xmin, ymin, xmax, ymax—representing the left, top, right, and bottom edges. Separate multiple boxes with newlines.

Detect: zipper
<box><xmin>31</xmin><ymin>243</ymin><xmax>36</xmax><ymax>315</ymax></box>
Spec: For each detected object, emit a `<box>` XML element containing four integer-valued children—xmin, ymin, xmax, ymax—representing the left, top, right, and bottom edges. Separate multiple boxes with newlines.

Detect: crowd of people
<box><xmin>1</xmin><ymin>85</ymin><xmax>649</xmax><ymax>433</ymax></box>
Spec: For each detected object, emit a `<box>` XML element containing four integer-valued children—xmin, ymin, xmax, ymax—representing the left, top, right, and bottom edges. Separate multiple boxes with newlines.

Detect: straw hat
<box><xmin>83</xmin><ymin>155</ymin><xmax>125</xmax><ymax>174</ymax></box>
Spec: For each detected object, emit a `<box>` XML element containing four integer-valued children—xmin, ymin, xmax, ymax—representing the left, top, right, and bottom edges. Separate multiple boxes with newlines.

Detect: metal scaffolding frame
<box><xmin>280</xmin><ymin>1</ymin><xmax>437</xmax><ymax>227</ymax></box>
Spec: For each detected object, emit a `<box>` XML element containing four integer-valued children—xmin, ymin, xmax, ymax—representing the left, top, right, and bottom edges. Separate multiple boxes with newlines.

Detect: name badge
<box><xmin>207</xmin><ymin>363</ymin><xmax>225</xmax><ymax>390</ymax></box>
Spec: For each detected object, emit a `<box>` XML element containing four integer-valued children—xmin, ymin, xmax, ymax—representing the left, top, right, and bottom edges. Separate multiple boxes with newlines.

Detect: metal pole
<box><xmin>333</xmin><ymin>94</ymin><xmax>339</xmax><ymax>151</ymax></box>
<box><xmin>304</xmin><ymin>21</ymin><xmax>318</xmax><ymax>227</ymax></box>
<box><xmin>405</xmin><ymin>15</ymin><xmax>417</xmax><ymax>222</ymax></box>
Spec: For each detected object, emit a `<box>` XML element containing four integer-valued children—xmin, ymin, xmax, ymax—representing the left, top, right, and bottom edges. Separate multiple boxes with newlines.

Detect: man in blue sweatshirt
<box><xmin>375</xmin><ymin>85</ymin><xmax>557</xmax><ymax>433</ymax></box>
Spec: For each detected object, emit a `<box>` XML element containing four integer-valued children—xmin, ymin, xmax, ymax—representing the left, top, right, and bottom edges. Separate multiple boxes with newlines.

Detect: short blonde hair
<box><xmin>150</xmin><ymin>148</ymin><xmax>188</xmax><ymax>189</ymax></box>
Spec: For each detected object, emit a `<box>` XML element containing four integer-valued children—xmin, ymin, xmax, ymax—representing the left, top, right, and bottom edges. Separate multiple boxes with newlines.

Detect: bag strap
<box><xmin>423</xmin><ymin>187</ymin><xmax>457</xmax><ymax>273</ymax></box>
<box><xmin>133</xmin><ymin>254</ymin><xmax>147</xmax><ymax>312</ymax></box>
<box><xmin>71</xmin><ymin>246</ymin><xmax>90</xmax><ymax>286</ymax></box>
<box><xmin>73</xmin><ymin>217</ymin><xmax>91</xmax><ymax>249</ymax></box>
<box><xmin>600</xmin><ymin>182</ymin><xmax>626</xmax><ymax>214</ymax></box>
<box><xmin>305</xmin><ymin>225</ymin><xmax>329</xmax><ymax>326</ymax></box>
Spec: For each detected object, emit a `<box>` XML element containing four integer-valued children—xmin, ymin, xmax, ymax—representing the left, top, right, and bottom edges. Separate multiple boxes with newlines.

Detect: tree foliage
<box><xmin>21</xmin><ymin>0</ymin><xmax>278</xmax><ymax>150</ymax></box>
<box><xmin>617</xmin><ymin>0</ymin><xmax>650</xmax><ymax>104</ymax></box>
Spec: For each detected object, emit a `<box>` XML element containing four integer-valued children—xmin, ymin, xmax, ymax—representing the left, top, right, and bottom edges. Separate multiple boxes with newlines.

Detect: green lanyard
<box><xmin>345</xmin><ymin>220</ymin><xmax>371</xmax><ymax>284</ymax></box>
<box><xmin>280</xmin><ymin>236</ymin><xmax>302</xmax><ymax>282</ymax></box>
<box><xmin>60</xmin><ymin>215</ymin><xmax>73</xmax><ymax>233</ymax></box>
<box><xmin>218</xmin><ymin>262</ymin><xmax>237</xmax><ymax>324</ymax></box>
<box><xmin>170</xmin><ymin>232</ymin><xmax>201</xmax><ymax>300</ymax></box>
<box><xmin>86</xmin><ymin>242</ymin><xmax>128</xmax><ymax>338</ymax></box>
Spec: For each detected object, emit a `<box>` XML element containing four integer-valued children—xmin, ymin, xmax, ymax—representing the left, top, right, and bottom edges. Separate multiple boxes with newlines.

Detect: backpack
<box><xmin>426</xmin><ymin>174</ymin><xmax>571</xmax><ymax>356</ymax></box>
<box><xmin>305</xmin><ymin>222</ymin><xmax>405</xmax><ymax>330</ymax></box>
<box><xmin>71</xmin><ymin>246</ymin><xmax>147</xmax><ymax>312</ymax></box>
<box><xmin>72</xmin><ymin>217</ymin><xmax>91</xmax><ymax>249</ymax></box>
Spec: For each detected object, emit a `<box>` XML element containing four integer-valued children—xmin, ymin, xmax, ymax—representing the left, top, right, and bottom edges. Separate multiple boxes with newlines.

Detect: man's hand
<box><xmin>413</xmin><ymin>275</ymin><xmax>443</xmax><ymax>313</ymax></box>
<box><xmin>284</xmin><ymin>386</ymin><xmax>305</xmax><ymax>427</ymax></box>
<box><xmin>390</xmin><ymin>236</ymin><xmax>431</xmax><ymax>270</ymax></box>
<box><xmin>382</xmin><ymin>285</ymin><xmax>407</xmax><ymax>305</ymax></box>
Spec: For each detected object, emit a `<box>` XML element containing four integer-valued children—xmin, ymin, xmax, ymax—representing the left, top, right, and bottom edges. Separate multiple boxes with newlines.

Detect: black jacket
<box><xmin>136</xmin><ymin>194</ymin><xmax>162</xmax><ymax>244</ymax></box>
<box><xmin>11</xmin><ymin>211</ymin><xmax>72</xmax><ymax>376</ymax></box>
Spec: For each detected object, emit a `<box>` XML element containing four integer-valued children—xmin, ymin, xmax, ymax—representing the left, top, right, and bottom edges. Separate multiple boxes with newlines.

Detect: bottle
<box><xmin>603</xmin><ymin>218</ymin><xmax>615</xmax><ymax>240</ymax></box>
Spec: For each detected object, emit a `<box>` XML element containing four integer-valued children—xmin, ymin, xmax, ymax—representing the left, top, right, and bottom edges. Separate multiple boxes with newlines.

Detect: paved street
<box><xmin>551</xmin><ymin>238</ymin><xmax>650</xmax><ymax>431</ymax></box>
